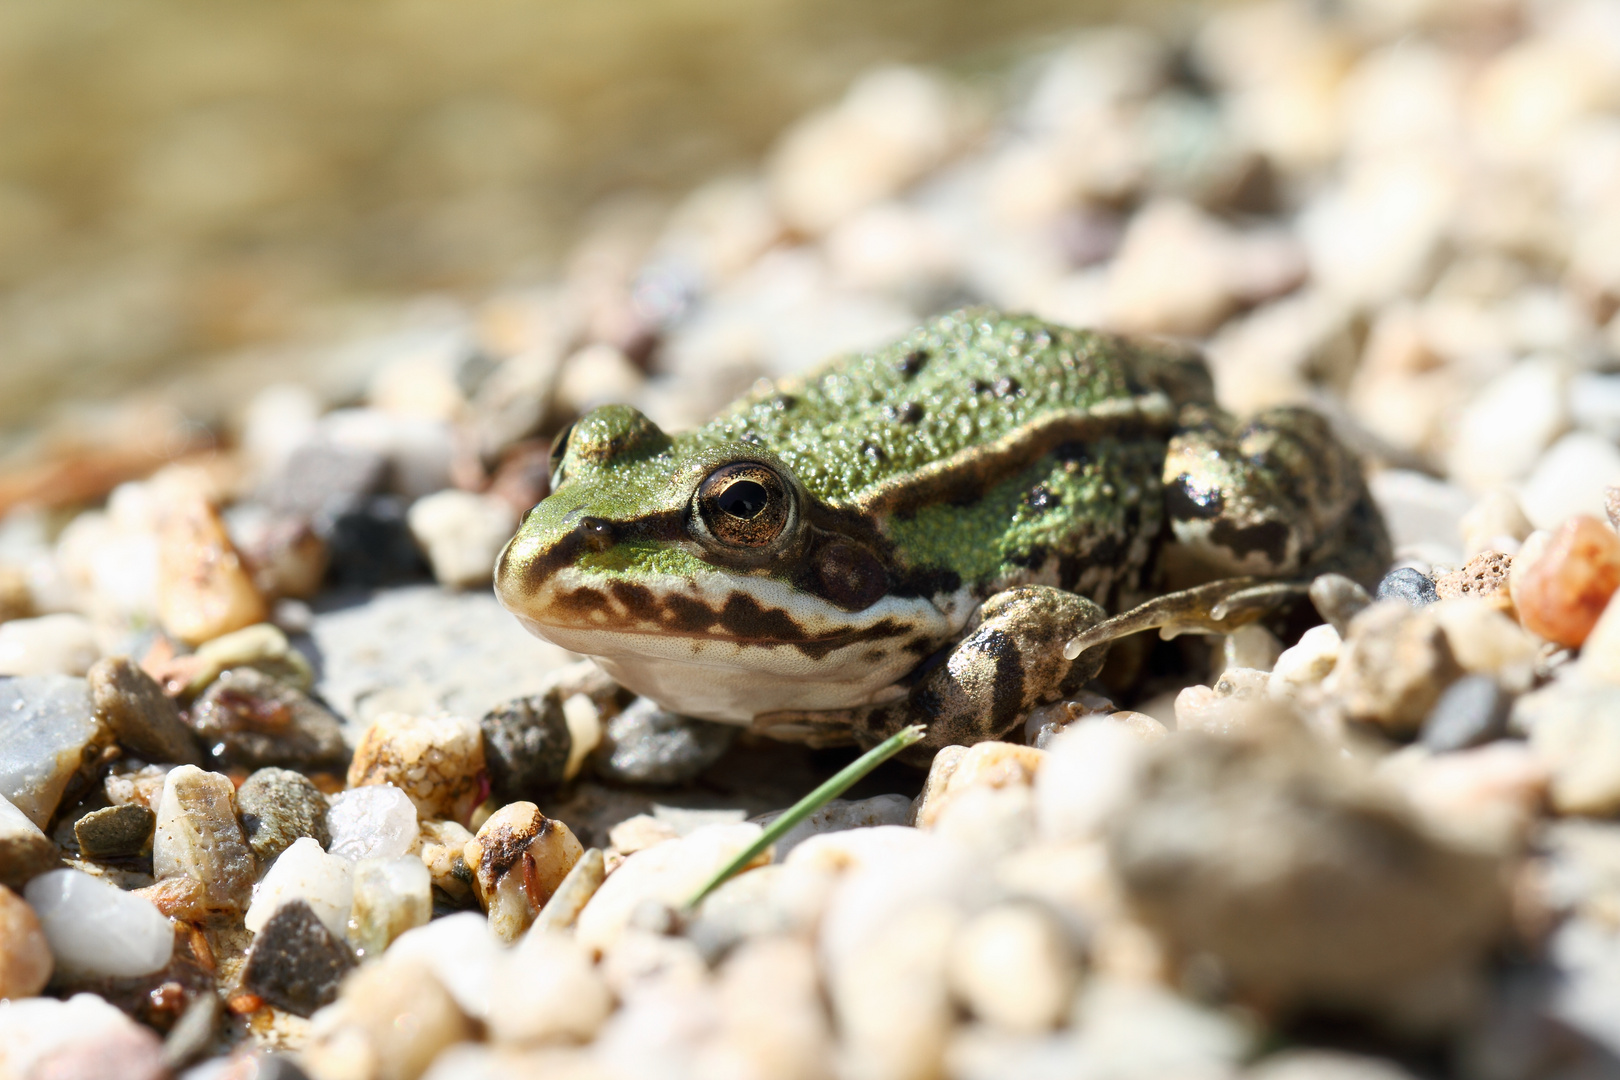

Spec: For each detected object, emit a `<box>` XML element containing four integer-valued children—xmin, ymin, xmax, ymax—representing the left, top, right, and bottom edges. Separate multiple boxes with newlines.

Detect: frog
<box><xmin>494</xmin><ymin>308</ymin><xmax>1390</xmax><ymax>757</ymax></box>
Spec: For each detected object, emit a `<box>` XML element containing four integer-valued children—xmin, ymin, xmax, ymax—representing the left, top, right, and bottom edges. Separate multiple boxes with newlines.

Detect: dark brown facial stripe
<box><xmin>509</xmin><ymin>507</ymin><xmax>689</xmax><ymax>595</ymax></box>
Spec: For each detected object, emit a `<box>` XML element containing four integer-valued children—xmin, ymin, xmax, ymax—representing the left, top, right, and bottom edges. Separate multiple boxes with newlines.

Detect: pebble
<box><xmin>576</xmin><ymin>821</ymin><xmax>764</xmax><ymax>952</ymax></box>
<box><xmin>132</xmin><ymin>876</ymin><xmax>208</xmax><ymax>921</ymax></box>
<box><xmin>190</xmin><ymin>667</ymin><xmax>348</xmax><ymax>772</ymax></box>
<box><xmin>1107</xmin><ymin>733</ymin><xmax>1507</xmax><ymax>1015</ymax></box>
<box><xmin>1223</xmin><ymin>623</ymin><xmax>1283</xmax><ymax>673</ymax></box>
<box><xmin>302</xmin><ymin>957</ymin><xmax>473</xmax><ymax>1080</ymax></box>
<box><xmin>1326</xmin><ymin>601</ymin><xmax>1461</xmax><ymax>736</ymax></box>
<box><xmin>385</xmin><ymin>911</ymin><xmax>505</xmax><ymax>1021</ymax></box>
<box><xmin>1461</xmin><ymin>490</ymin><xmax>1533</xmax><ymax>558</ymax></box>
<box><xmin>1367</xmin><ymin>469</ymin><xmax>1472</xmax><ymax>565</ymax></box>
<box><xmin>1248</xmin><ymin>1050</ymin><xmax>1421</xmax><ymax>1080</ymax></box>
<box><xmin>320</xmin><ymin>494</ymin><xmax>433</xmax><ymax>589</ymax></box>
<box><xmin>828</xmin><ymin>900</ymin><xmax>959</xmax><ymax>1080</ymax></box>
<box><xmin>0</xmin><ymin>882</ymin><xmax>52</xmax><ymax>998</ymax></box>
<box><xmin>227</xmin><ymin>505</ymin><xmax>330</xmax><ymax>600</ymax></box>
<box><xmin>947</xmin><ymin>903</ymin><xmax>1079</xmax><ymax>1033</ymax></box>
<box><xmin>0</xmin><ymin>993</ymin><xmax>167</xmax><ymax>1080</ymax></box>
<box><xmin>0</xmin><ymin>612</ymin><xmax>99</xmax><ymax>676</ymax></box>
<box><xmin>1514</xmin><ymin>515</ymin><xmax>1620</xmax><ymax>647</ymax></box>
<box><xmin>608</xmin><ymin>813</ymin><xmax>679</xmax><ymax>855</ymax></box>
<box><xmin>348</xmin><ymin>855</ymin><xmax>432</xmax><ymax>959</ymax></box>
<box><xmin>1431</xmin><ymin>598</ymin><xmax>1539</xmax><ymax>690</ymax></box>
<box><xmin>163</xmin><ymin>991</ymin><xmax>222</xmax><ymax>1072</ymax></box>
<box><xmin>73</xmin><ymin>803</ymin><xmax>155</xmax><ymax>860</ymax></box>
<box><xmin>1520</xmin><ymin>677</ymin><xmax>1620</xmax><ymax>816</ymax></box>
<box><xmin>1518</xmin><ymin>433</ymin><xmax>1620</xmax><ymax>530</ymax></box>
<box><xmin>326</xmin><ymin>784</ymin><xmax>420</xmax><ymax>862</ymax></box>
<box><xmin>237</xmin><ymin>767</ymin><xmax>331</xmax><ymax>863</ymax></box>
<box><xmin>0</xmin><ymin>674</ymin><xmax>106</xmax><ymax>828</ymax></box>
<box><xmin>406</xmin><ymin>490</ymin><xmax>518</xmax><ymax>589</ymax></box>
<box><xmin>1419</xmin><ymin>675</ymin><xmax>1511</xmax><ymax>753</ymax></box>
<box><xmin>1309</xmin><ymin>573</ymin><xmax>1371</xmax><ymax>636</ymax></box>
<box><xmin>347</xmin><ymin>712</ymin><xmax>485</xmax><ymax>823</ymax></box>
<box><xmin>257</xmin><ymin>438</ymin><xmax>386</xmax><ymax>520</ymax></box>
<box><xmin>590</xmin><ymin>697</ymin><xmax>738</xmax><ymax>786</ymax></box>
<box><xmin>416</xmin><ymin>818</ymin><xmax>476</xmax><ymax>902</ymax></box>
<box><xmin>754</xmin><ymin>793</ymin><xmax>913</xmax><ymax>862</ymax></box>
<box><xmin>486</xmin><ymin>929</ymin><xmax>614</xmax><ymax>1045</ymax></box>
<box><xmin>0</xmin><ymin>792</ymin><xmax>60</xmax><ymax>889</ymax></box>
<box><xmin>103</xmin><ymin>763</ymin><xmax>172</xmax><ymax>813</ymax></box>
<box><xmin>1267</xmin><ymin>623</ymin><xmax>1342</xmax><ymax>700</ymax></box>
<box><xmin>156</xmin><ymin>496</ymin><xmax>270</xmax><ymax>646</ymax></box>
<box><xmin>1374</xmin><ymin>566</ymin><xmax>1437</xmax><ymax>607</ymax></box>
<box><xmin>532</xmin><ymin>847</ymin><xmax>606</xmax><ymax>933</ymax></box>
<box><xmin>1387</xmin><ymin>742</ymin><xmax>1548</xmax><ymax>851</ymax></box>
<box><xmin>1434</xmin><ymin>550</ymin><xmax>1513</xmax><ymax>608</ymax></box>
<box><xmin>190</xmin><ymin>621</ymin><xmax>316</xmax><ymax>694</ymax></box>
<box><xmin>464</xmin><ymin>801</ymin><xmax>583</xmax><ymax>940</ymax></box>
<box><xmin>88</xmin><ymin>656</ymin><xmax>203</xmax><ymax>766</ymax></box>
<box><xmin>914</xmin><ymin>741</ymin><xmax>1046</xmax><ymax>829</ymax></box>
<box><xmin>153</xmin><ymin>765</ymin><xmax>256</xmax><ymax>911</ymax></box>
<box><xmin>480</xmin><ymin>692</ymin><xmax>572</xmax><ymax>803</ymax></box>
<box><xmin>241</xmin><ymin>899</ymin><xmax>356</xmax><ymax>1018</ymax></box>
<box><xmin>24</xmin><ymin>868</ymin><xmax>173</xmax><ymax>978</ymax></box>
<box><xmin>1445</xmin><ymin>356</ymin><xmax>1568</xmax><ymax>491</ymax></box>
<box><xmin>1174</xmin><ymin>668</ymin><xmax>1278</xmax><ymax>738</ymax></box>
<box><xmin>245</xmin><ymin>836</ymin><xmax>355</xmax><ymax>937</ymax></box>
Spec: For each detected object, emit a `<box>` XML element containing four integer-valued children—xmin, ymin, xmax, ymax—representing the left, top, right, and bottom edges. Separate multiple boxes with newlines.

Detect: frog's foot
<box><xmin>1062</xmin><ymin>576</ymin><xmax>1310</xmax><ymax>660</ymax></box>
<box><xmin>754</xmin><ymin>585</ymin><xmax>1111</xmax><ymax>757</ymax></box>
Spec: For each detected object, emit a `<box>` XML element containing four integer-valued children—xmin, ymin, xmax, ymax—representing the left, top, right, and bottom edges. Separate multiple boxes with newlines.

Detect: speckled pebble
<box><xmin>1434</xmin><ymin>550</ymin><xmax>1513</xmax><ymax>607</ymax></box>
<box><xmin>152</xmin><ymin>764</ymin><xmax>255</xmax><ymax>912</ymax></box>
<box><xmin>241</xmin><ymin>899</ymin><xmax>356</xmax><ymax>1018</ymax></box>
<box><xmin>1374</xmin><ymin>567</ymin><xmax>1437</xmax><ymax>608</ymax></box>
<box><xmin>480</xmin><ymin>692</ymin><xmax>572</xmax><ymax>803</ymax></box>
<box><xmin>190</xmin><ymin>666</ymin><xmax>347</xmax><ymax>771</ymax></box>
<box><xmin>348</xmin><ymin>712</ymin><xmax>485</xmax><ymax>823</ymax></box>
<box><xmin>590</xmin><ymin>697</ymin><xmax>737</xmax><ymax>786</ymax></box>
<box><xmin>73</xmin><ymin>803</ymin><xmax>155</xmax><ymax>860</ymax></box>
<box><xmin>237</xmin><ymin>767</ymin><xmax>330</xmax><ymax>863</ymax></box>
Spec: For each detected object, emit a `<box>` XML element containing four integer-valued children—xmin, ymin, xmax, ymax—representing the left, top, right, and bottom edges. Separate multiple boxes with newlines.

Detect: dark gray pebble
<box><xmin>1421</xmin><ymin>675</ymin><xmax>1512</xmax><ymax>753</ymax></box>
<box><xmin>73</xmin><ymin>803</ymin><xmax>155</xmax><ymax>860</ymax></box>
<box><xmin>318</xmin><ymin>495</ymin><xmax>431</xmax><ymax>589</ymax></box>
<box><xmin>190</xmin><ymin>668</ymin><xmax>348</xmax><ymax>771</ymax></box>
<box><xmin>1375</xmin><ymin>567</ymin><xmax>1438</xmax><ymax>608</ymax></box>
<box><xmin>591</xmin><ymin>697</ymin><xmax>737</xmax><ymax>786</ymax></box>
<box><xmin>89</xmin><ymin>657</ymin><xmax>203</xmax><ymax>766</ymax></box>
<box><xmin>482</xmin><ymin>693</ymin><xmax>572</xmax><ymax>802</ymax></box>
<box><xmin>238</xmin><ymin>767</ymin><xmax>331</xmax><ymax>862</ymax></box>
<box><xmin>1309</xmin><ymin>573</ymin><xmax>1372</xmax><ymax>636</ymax></box>
<box><xmin>241</xmin><ymin>900</ymin><xmax>355</xmax><ymax>1018</ymax></box>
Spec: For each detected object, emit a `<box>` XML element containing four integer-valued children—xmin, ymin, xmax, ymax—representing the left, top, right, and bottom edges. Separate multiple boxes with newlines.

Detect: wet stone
<box><xmin>88</xmin><ymin>656</ymin><xmax>203</xmax><ymax>766</ymax></box>
<box><xmin>74</xmin><ymin>803</ymin><xmax>155</xmax><ymax>860</ymax></box>
<box><xmin>241</xmin><ymin>899</ymin><xmax>356</xmax><ymax>1018</ymax></box>
<box><xmin>1420</xmin><ymin>674</ymin><xmax>1512</xmax><ymax>754</ymax></box>
<box><xmin>0</xmin><ymin>674</ymin><xmax>107</xmax><ymax>829</ymax></box>
<box><xmin>0</xmin><ymin>792</ymin><xmax>59</xmax><ymax>889</ymax></box>
<box><xmin>481</xmin><ymin>693</ymin><xmax>572</xmax><ymax>802</ymax></box>
<box><xmin>1375</xmin><ymin>567</ymin><xmax>1438</xmax><ymax>608</ymax></box>
<box><xmin>189</xmin><ymin>667</ymin><xmax>348</xmax><ymax>771</ymax></box>
<box><xmin>26</xmin><ymin>868</ymin><xmax>174</xmax><ymax>979</ymax></box>
<box><xmin>237</xmin><ymin>767</ymin><xmax>330</xmax><ymax>863</ymax></box>
<box><xmin>152</xmin><ymin>765</ymin><xmax>255</xmax><ymax>912</ymax></box>
<box><xmin>590</xmin><ymin>697</ymin><xmax>738</xmax><ymax>786</ymax></box>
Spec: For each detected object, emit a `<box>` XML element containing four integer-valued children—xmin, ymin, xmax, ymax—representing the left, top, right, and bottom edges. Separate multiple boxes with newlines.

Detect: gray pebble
<box><xmin>1309</xmin><ymin>573</ymin><xmax>1372</xmax><ymax>637</ymax></box>
<box><xmin>73</xmin><ymin>804</ymin><xmax>155</xmax><ymax>860</ymax></box>
<box><xmin>257</xmin><ymin>440</ymin><xmax>387</xmax><ymax>520</ymax></box>
<box><xmin>160</xmin><ymin>990</ymin><xmax>220</xmax><ymax>1070</ymax></box>
<box><xmin>481</xmin><ymin>693</ymin><xmax>572</xmax><ymax>802</ymax></box>
<box><xmin>190</xmin><ymin>668</ymin><xmax>348</xmax><ymax>771</ymax></box>
<box><xmin>240</xmin><ymin>899</ymin><xmax>355</xmax><ymax>1018</ymax></box>
<box><xmin>1375</xmin><ymin>567</ymin><xmax>1438</xmax><ymax>608</ymax></box>
<box><xmin>591</xmin><ymin>698</ymin><xmax>737</xmax><ymax>786</ymax></box>
<box><xmin>237</xmin><ymin>768</ymin><xmax>331</xmax><ymax>863</ymax></box>
<box><xmin>1420</xmin><ymin>675</ymin><xmax>1511</xmax><ymax>753</ymax></box>
<box><xmin>89</xmin><ymin>657</ymin><xmax>203</xmax><ymax>767</ymax></box>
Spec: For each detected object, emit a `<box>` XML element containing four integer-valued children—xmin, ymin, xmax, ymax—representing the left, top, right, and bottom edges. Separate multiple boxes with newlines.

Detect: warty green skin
<box><xmin>495</xmin><ymin>309</ymin><xmax>1390</xmax><ymax>752</ymax></box>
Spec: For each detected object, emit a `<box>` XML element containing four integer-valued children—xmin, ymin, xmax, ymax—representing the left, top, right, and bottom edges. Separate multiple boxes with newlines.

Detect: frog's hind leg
<box><xmin>753</xmin><ymin>585</ymin><xmax>1111</xmax><ymax>756</ymax></box>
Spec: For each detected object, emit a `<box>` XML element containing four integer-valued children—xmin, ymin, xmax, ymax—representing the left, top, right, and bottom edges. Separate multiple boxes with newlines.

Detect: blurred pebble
<box><xmin>0</xmin><ymin>613</ymin><xmax>99</xmax><ymax>676</ymax></box>
<box><xmin>241</xmin><ymin>899</ymin><xmax>356</xmax><ymax>1018</ymax></box>
<box><xmin>590</xmin><ymin>697</ymin><xmax>737</xmax><ymax>786</ymax></box>
<box><xmin>88</xmin><ymin>656</ymin><xmax>203</xmax><ymax>766</ymax></box>
<box><xmin>326</xmin><ymin>784</ymin><xmax>420</xmax><ymax>862</ymax></box>
<box><xmin>532</xmin><ymin>847</ymin><xmax>606</xmax><ymax>933</ymax></box>
<box><xmin>1518</xmin><ymin>433</ymin><xmax>1620</xmax><ymax>530</ymax></box>
<box><xmin>190</xmin><ymin>621</ymin><xmax>315</xmax><ymax>694</ymax></box>
<box><xmin>191</xmin><ymin>667</ymin><xmax>347</xmax><ymax>771</ymax></box>
<box><xmin>406</xmin><ymin>490</ymin><xmax>518</xmax><ymax>589</ymax></box>
<box><xmin>227</xmin><ymin>506</ymin><xmax>330</xmax><ymax>600</ymax></box>
<box><xmin>156</xmin><ymin>497</ymin><xmax>269</xmax><ymax>647</ymax></box>
<box><xmin>1268</xmin><ymin>623</ymin><xmax>1342</xmax><ymax>700</ymax></box>
<box><xmin>1368</xmin><ymin>469</ymin><xmax>1471</xmax><ymax>565</ymax></box>
<box><xmin>1444</xmin><ymin>357</ymin><xmax>1568</xmax><ymax>491</ymax></box>
<box><xmin>554</xmin><ymin>343</ymin><xmax>646</xmax><ymax>415</ymax></box>
<box><xmin>1460</xmin><ymin>490</ymin><xmax>1533</xmax><ymax>558</ymax></box>
<box><xmin>245</xmin><ymin>836</ymin><xmax>354</xmax><ymax>937</ymax></box>
<box><xmin>1512</xmin><ymin>514</ymin><xmax>1620</xmax><ymax>646</ymax></box>
<box><xmin>486</xmin><ymin>929</ymin><xmax>614</xmax><ymax>1045</ymax></box>
<box><xmin>1374</xmin><ymin>566</ymin><xmax>1437</xmax><ymax>607</ymax></box>
<box><xmin>1520</xmin><ymin>677</ymin><xmax>1620</xmax><ymax>816</ymax></box>
<box><xmin>1434</xmin><ymin>550</ymin><xmax>1513</xmax><ymax>608</ymax></box>
<box><xmin>753</xmin><ymin>793</ymin><xmax>912</xmax><ymax>862</ymax></box>
<box><xmin>320</xmin><ymin>494</ymin><xmax>432</xmax><ymax>589</ymax></box>
<box><xmin>0</xmin><ymin>793</ymin><xmax>59</xmax><ymax>889</ymax></box>
<box><xmin>1248</xmin><ymin>1050</ymin><xmax>1421</xmax><ymax>1080</ymax></box>
<box><xmin>153</xmin><ymin>765</ymin><xmax>255</xmax><ymax>912</ymax></box>
<box><xmin>257</xmin><ymin>439</ymin><xmax>386</xmax><ymax>520</ymax></box>
<box><xmin>1223</xmin><ymin>623</ymin><xmax>1282</xmax><ymax>672</ymax></box>
<box><xmin>1034</xmin><ymin>722</ymin><xmax>1144</xmax><ymax>844</ymax></box>
<box><xmin>25</xmin><ymin>868</ymin><xmax>173</xmax><ymax>978</ymax></box>
<box><xmin>480</xmin><ymin>692</ymin><xmax>572</xmax><ymax>803</ymax></box>
<box><xmin>348</xmin><ymin>712</ymin><xmax>485</xmax><ymax>823</ymax></box>
<box><xmin>73</xmin><ymin>803</ymin><xmax>155</xmax><ymax>860</ymax></box>
<box><xmin>1309</xmin><ymin>573</ymin><xmax>1370</xmax><ymax>635</ymax></box>
<box><xmin>318</xmin><ymin>408</ymin><xmax>456</xmax><ymax>500</ymax></box>
<box><xmin>1419</xmin><ymin>674</ymin><xmax>1511</xmax><ymax>753</ymax></box>
<box><xmin>1430</xmin><ymin>599</ymin><xmax>1538</xmax><ymax>691</ymax></box>
<box><xmin>0</xmin><ymin>883</ymin><xmax>51</xmax><ymax>998</ymax></box>
<box><xmin>301</xmin><ymin>958</ymin><xmax>472</xmax><ymax>1080</ymax></box>
<box><xmin>237</xmin><ymin>767</ymin><xmax>330</xmax><ymax>863</ymax></box>
<box><xmin>0</xmin><ymin>992</ymin><xmax>167</xmax><ymax>1080</ymax></box>
<box><xmin>0</xmin><ymin>674</ymin><xmax>106</xmax><ymax>828</ymax></box>
<box><xmin>914</xmin><ymin>741</ymin><xmax>1045</xmax><ymax>829</ymax></box>
<box><xmin>1327</xmin><ymin>601</ymin><xmax>1461</xmax><ymax>736</ymax></box>
<box><xmin>947</xmin><ymin>903</ymin><xmax>1079</xmax><ymax>1033</ymax></box>
<box><xmin>384</xmin><ymin>911</ymin><xmax>504</xmax><ymax>1021</ymax></box>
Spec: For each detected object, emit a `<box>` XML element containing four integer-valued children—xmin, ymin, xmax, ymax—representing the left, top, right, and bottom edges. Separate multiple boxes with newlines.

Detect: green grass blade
<box><xmin>685</xmin><ymin>724</ymin><xmax>926</xmax><ymax>908</ymax></box>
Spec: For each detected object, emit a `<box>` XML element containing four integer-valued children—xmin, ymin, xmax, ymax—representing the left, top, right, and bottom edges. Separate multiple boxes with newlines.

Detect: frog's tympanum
<box><xmin>496</xmin><ymin>310</ymin><xmax>1389</xmax><ymax>755</ymax></box>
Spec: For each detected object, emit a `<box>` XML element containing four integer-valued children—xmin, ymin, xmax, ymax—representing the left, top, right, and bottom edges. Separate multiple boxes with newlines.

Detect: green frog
<box><xmin>495</xmin><ymin>309</ymin><xmax>1389</xmax><ymax>755</ymax></box>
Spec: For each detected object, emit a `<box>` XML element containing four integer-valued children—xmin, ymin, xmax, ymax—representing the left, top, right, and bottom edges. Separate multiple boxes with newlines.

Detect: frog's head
<box><xmin>494</xmin><ymin>404</ymin><xmax>944</xmax><ymax>722</ymax></box>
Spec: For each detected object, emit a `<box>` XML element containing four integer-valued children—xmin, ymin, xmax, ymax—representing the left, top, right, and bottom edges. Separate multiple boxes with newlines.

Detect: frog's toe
<box><xmin>1062</xmin><ymin>577</ymin><xmax>1309</xmax><ymax>659</ymax></box>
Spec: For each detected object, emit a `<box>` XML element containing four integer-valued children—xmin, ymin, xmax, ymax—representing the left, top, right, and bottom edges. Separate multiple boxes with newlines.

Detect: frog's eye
<box><xmin>697</xmin><ymin>463</ymin><xmax>791</xmax><ymax>547</ymax></box>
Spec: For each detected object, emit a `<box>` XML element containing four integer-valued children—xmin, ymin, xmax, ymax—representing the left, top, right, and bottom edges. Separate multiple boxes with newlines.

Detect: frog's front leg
<box><xmin>754</xmin><ymin>585</ymin><xmax>1110</xmax><ymax>755</ymax></box>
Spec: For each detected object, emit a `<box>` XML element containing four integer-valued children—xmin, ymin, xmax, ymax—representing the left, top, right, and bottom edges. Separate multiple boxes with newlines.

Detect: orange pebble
<box><xmin>1514</xmin><ymin>515</ymin><xmax>1620</xmax><ymax>647</ymax></box>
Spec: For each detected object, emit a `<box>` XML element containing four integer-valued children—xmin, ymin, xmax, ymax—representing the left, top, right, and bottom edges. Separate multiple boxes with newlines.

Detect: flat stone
<box><xmin>189</xmin><ymin>667</ymin><xmax>348</xmax><ymax>771</ymax></box>
<box><xmin>0</xmin><ymin>674</ymin><xmax>107</xmax><ymax>828</ymax></box>
<box><xmin>0</xmin><ymin>792</ymin><xmax>59</xmax><ymax>888</ymax></box>
<box><xmin>73</xmin><ymin>803</ymin><xmax>155</xmax><ymax>860</ymax></box>
<box><xmin>238</xmin><ymin>767</ymin><xmax>330</xmax><ymax>863</ymax></box>
<box><xmin>241</xmin><ymin>899</ymin><xmax>356</xmax><ymax>1018</ymax></box>
<box><xmin>88</xmin><ymin>656</ymin><xmax>203</xmax><ymax>766</ymax></box>
<box><xmin>310</xmin><ymin>585</ymin><xmax>573</xmax><ymax>738</ymax></box>
<box><xmin>152</xmin><ymin>765</ymin><xmax>255</xmax><ymax>911</ymax></box>
<box><xmin>481</xmin><ymin>692</ymin><xmax>572</xmax><ymax>803</ymax></box>
<box><xmin>590</xmin><ymin>697</ymin><xmax>738</xmax><ymax>786</ymax></box>
<box><xmin>24</xmin><ymin>868</ymin><xmax>173</xmax><ymax>978</ymax></box>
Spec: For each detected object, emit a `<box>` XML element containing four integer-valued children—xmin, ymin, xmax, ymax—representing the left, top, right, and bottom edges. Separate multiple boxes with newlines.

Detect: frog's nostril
<box><xmin>576</xmin><ymin>516</ymin><xmax>616</xmax><ymax>552</ymax></box>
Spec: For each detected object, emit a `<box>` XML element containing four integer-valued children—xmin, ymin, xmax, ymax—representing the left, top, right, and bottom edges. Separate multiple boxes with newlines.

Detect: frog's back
<box><xmin>693</xmin><ymin>309</ymin><xmax>1213</xmax><ymax>508</ymax></box>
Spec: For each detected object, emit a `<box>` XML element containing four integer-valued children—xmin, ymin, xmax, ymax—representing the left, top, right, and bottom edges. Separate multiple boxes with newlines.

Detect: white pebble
<box><xmin>386</xmin><ymin>910</ymin><xmax>505</xmax><ymax>1021</ymax></box>
<box><xmin>487</xmin><ymin>929</ymin><xmax>613</xmax><ymax>1045</ymax></box>
<box><xmin>1035</xmin><ymin>722</ymin><xmax>1143</xmax><ymax>844</ymax></box>
<box><xmin>1518</xmin><ymin>432</ymin><xmax>1620</xmax><ymax>529</ymax></box>
<box><xmin>24</xmin><ymin>869</ymin><xmax>173</xmax><ymax>978</ymax></box>
<box><xmin>1268</xmin><ymin>623</ymin><xmax>1342</xmax><ymax>699</ymax></box>
<box><xmin>327</xmin><ymin>784</ymin><xmax>420</xmax><ymax>862</ymax></box>
<box><xmin>948</xmin><ymin>904</ymin><xmax>1079</xmax><ymax>1033</ymax></box>
<box><xmin>407</xmin><ymin>491</ymin><xmax>519</xmax><ymax>590</ymax></box>
<box><xmin>349</xmin><ymin>855</ymin><xmax>432</xmax><ymax>958</ymax></box>
<box><xmin>0</xmin><ymin>614</ymin><xmax>99</xmax><ymax>677</ymax></box>
<box><xmin>244</xmin><ymin>836</ymin><xmax>355</xmax><ymax>937</ymax></box>
<box><xmin>0</xmin><ymin>993</ymin><xmax>163</xmax><ymax>1079</ymax></box>
<box><xmin>1444</xmin><ymin>357</ymin><xmax>1568</xmax><ymax>491</ymax></box>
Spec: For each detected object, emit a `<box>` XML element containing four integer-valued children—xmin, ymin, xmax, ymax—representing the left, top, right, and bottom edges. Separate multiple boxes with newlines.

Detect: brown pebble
<box><xmin>156</xmin><ymin>496</ymin><xmax>270</xmax><ymax>647</ymax></box>
<box><xmin>1435</xmin><ymin>550</ymin><xmax>1514</xmax><ymax>609</ymax></box>
<box><xmin>0</xmin><ymin>883</ymin><xmax>52</xmax><ymax>998</ymax></box>
<box><xmin>1514</xmin><ymin>515</ymin><xmax>1620</xmax><ymax>647</ymax></box>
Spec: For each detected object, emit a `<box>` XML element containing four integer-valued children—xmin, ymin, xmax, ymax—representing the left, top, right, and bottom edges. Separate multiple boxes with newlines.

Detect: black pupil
<box><xmin>717</xmin><ymin>480</ymin><xmax>769</xmax><ymax>519</ymax></box>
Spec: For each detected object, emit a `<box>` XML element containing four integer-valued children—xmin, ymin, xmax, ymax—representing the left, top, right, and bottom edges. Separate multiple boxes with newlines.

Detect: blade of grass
<box><xmin>685</xmin><ymin>724</ymin><xmax>926</xmax><ymax>908</ymax></box>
